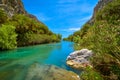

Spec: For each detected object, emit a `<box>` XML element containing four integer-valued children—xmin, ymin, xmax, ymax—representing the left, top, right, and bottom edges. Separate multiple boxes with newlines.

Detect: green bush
<box><xmin>0</xmin><ymin>24</ymin><xmax>17</xmax><ymax>50</ymax></box>
<box><xmin>80</xmin><ymin>67</ymin><xmax>103</xmax><ymax>80</ymax></box>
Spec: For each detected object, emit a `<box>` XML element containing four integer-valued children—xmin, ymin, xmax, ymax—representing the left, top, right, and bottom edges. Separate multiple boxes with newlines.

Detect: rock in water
<box><xmin>66</xmin><ymin>49</ymin><xmax>93</xmax><ymax>69</ymax></box>
<box><xmin>25</xmin><ymin>63</ymin><xmax>80</xmax><ymax>80</ymax></box>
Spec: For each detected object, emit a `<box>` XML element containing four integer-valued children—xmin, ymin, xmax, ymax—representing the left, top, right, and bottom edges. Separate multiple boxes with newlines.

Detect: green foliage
<box><xmin>78</xmin><ymin>21</ymin><xmax>120</xmax><ymax>80</ymax></box>
<box><xmin>96</xmin><ymin>0</ymin><xmax>120</xmax><ymax>25</ymax></box>
<box><xmin>57</xmin><ymin>34</ymin><xmax>62</xmax><ymax>40</ymax></box>
<box><xmin>63</xmin><ymin>34</ymin><xmax>74</xmax><ymax>41</ymax></box>
<box><xmin>65</xmin><ymin>0</ymin><xmax>120</xmax><ymax>79</ymax></box>
<box><xmin>91</xmin><ymin>53</ymin><xmax>120</xmax><ymax>80</ymax></box>
<box><xmin>111</xmin><ymin>64</ymin><xmax>120</xmax><ymax>79</ymax></box>
<box><xmin>64</xmin><ymin>23</ymin><xmax>91</xmax><ymax>43</ymax></box>
<box><xmin>91</xmin><ymin>21</ymin><xmax>120</xmax><ymax>55</ymax></box>
<box><xmin>74</xmin><ymin>24</ymin><xmax>91</xmax><ymax>39</ymax></box>
<box><xmin>0</xmin><ymin>24</ymin><xmax>17</xmax><ymax>50</ymax></box>
<box><xmin>11</xmin><ymin>14</ymin><xmax>49</xmax><ymax>34</ymax></box>
<box><xmin>80</xmin><ymin>67</ymin><xmax>103</xmax><ymax>80</ymax></box>
<box><xmin>0</xmin><ymin>10</ymin><xmax>61</xmax><ymax>49</ymax></box>
<box><xmin>0</xmin><ymin>9</ymin><xmax>8</xmax><ymax>24</ymax></box>
<box><xmin>10</xmin><ymin>14</ymin><xmax>61</xmax><ymax>46</ymax></box>
<box><xmin>18</xmin><ymin>33</ymin><xmax>62</xmax><ymax>46</ymax></box>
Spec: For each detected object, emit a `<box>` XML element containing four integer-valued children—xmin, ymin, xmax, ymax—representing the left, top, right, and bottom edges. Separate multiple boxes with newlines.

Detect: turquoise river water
<box><xmin>0</xmin><ymin>41</ymin><xmax>79</xmax><ymax>80</ymax></box>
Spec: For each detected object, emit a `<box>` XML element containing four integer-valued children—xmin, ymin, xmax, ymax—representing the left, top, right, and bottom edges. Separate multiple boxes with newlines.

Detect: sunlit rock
<box><xmin>66</xmin><ymin>49</ymin><xmax>93</xmax><ymax>69</ymax></box>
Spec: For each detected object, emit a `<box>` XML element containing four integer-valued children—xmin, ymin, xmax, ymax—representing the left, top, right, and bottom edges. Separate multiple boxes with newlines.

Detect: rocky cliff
<box><xmin>88</xmin><ymin>0</ymin><xmax>113</xmax><ymax>23</ymax></box>
<box><xmin>0</xmin><ymin>0</ymin><xmax>27</xmax><ymax>17</ymax></box>
<box><xmin>0</xmin><ymin>0</ymin><xmax>39</xmax><ymax>21</ymax></box>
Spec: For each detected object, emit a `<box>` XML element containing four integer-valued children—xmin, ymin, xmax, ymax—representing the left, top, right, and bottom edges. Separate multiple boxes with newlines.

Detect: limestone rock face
<box><xmin>66</xmin><ymin>49</ymin><xmax>93</xmax><ymax>69</ymax></box>
<box><xmin>25</xmin><ymin>63</ymin><xmax>80</xmax><ymax>80</ymax></box>
<box><xmin>0</xmin><ymin>0</ymin><xmax>26</xmax><ymax>17</ymax></box>
<box><xmin>0</xmin><ymin>0</ymin><xmax>40</xmax><ymax>22</ymax></box>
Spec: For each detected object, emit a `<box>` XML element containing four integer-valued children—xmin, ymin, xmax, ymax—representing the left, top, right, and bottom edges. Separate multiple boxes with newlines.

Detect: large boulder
<box><xmin>25</xmin><ymin>63</ymin><xmax>80</xmax><ymax>80</ymax></box>
<box><xmin>66</xmin><ymin>49</ymin><xmax>93</xmax><ymax>69</ymax></box>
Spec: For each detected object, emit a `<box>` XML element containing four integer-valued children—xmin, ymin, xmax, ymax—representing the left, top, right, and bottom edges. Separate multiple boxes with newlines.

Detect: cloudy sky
<box><xmin>22</xmin><ymin>0</ymin><xmax>98</xmax><ymax>38</ymax></box>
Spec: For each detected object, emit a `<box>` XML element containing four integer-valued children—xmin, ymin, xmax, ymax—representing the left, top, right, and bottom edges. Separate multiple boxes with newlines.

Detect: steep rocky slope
<box><xmin>88</xmin><ymin>0</ymin><xmax>113</xmax><ymax>23</ymax></box>
<box><xmin>0</xmin><ymin>0</ymin><xmax>39</xmax><ymax>21</ymax></box>
<box><xmin>0</xmin><ymin>0</ymin><xmax>26</xmax><ymax>17</ymax></box>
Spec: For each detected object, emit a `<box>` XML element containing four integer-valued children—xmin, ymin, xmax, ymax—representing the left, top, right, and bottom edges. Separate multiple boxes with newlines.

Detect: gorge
<box><xmin>0</xmin><ymin>0</ymin><xmax>120</xmax><ymax>80</ymax></box>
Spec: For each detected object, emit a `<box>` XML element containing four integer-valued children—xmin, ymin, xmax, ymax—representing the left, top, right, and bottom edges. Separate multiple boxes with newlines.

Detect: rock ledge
<box><xmin>66</xmin><ymin>49</ymin><xmax>93</xmax><ymax>69</ymax></box>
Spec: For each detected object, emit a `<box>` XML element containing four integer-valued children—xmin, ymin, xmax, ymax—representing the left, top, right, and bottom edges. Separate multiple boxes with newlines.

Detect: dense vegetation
<box><xmin>0</xmin><ymin>9</ymin><xmax>61</xmax><ymax>50</ymax></box>
<box><xmin>64</xmin><ymin>0</ymin><xmax>120</xmax><ymax>80</ymax></box>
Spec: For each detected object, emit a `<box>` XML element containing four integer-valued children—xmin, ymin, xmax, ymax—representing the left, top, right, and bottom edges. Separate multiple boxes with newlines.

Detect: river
<box><xmin>0</xmin><ymin>41</ymin><xmax>79</xmax><ymax>80</ymax></box>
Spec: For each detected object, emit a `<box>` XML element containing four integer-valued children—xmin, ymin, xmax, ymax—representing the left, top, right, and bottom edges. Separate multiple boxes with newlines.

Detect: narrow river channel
<box><xmin>0</xmin><ymin>41</ymin><xmax>80</xmax><ymax>80</ymax></box>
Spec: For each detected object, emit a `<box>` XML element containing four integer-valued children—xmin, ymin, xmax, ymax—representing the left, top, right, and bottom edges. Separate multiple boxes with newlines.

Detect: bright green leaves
<box><xmin>80</xmin><ymin>66</ymin><xmax>103</xmax><ymax>80</ymax></box>
<box><xmin>0</xmin><ymin>24</ymin><xmax>17</xmax><ymax>50</ymax></box>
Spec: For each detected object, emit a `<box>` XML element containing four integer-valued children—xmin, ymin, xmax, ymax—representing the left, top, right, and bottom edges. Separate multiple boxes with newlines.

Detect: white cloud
<box><xmin>61</xmin><ymin>27</ymin><xmax>80</xmax><ymax>32</ymax></box>
<box><xmin>68</xmin><ymin>28</ymin><xmax>80</xmax><ymax>31</ymax></box>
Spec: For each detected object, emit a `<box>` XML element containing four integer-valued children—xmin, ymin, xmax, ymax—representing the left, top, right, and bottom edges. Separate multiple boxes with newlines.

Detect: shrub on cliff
<box><xmin>0</xmin><ymin>24</ymin><xmax>17</xmax><ymax>50</ymax></box>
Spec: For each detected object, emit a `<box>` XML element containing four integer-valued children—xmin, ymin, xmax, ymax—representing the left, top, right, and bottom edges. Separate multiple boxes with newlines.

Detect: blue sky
<box><xmin>22</xmin><ymin>0</ymin><xmax>98</xmax><ymax>38</ymax></box>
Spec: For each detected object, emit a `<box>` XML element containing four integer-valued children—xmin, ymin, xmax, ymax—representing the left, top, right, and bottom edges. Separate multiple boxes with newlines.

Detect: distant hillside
<box><xmin>0</xmin><ymin>0</ymin><xmax>61</xmax><ymax>50</ymax></box>
<box><xmin>64</xmin><ymin>0</ymin><xmax>120</xmax><ymax>80</ymax></box>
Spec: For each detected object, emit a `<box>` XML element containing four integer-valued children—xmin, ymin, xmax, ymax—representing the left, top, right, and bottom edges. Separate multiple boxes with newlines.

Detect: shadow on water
<box><xmin>0</xmin><ymin>41</ymin><xmax>81</xmax><ymax>80</ymax></box>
